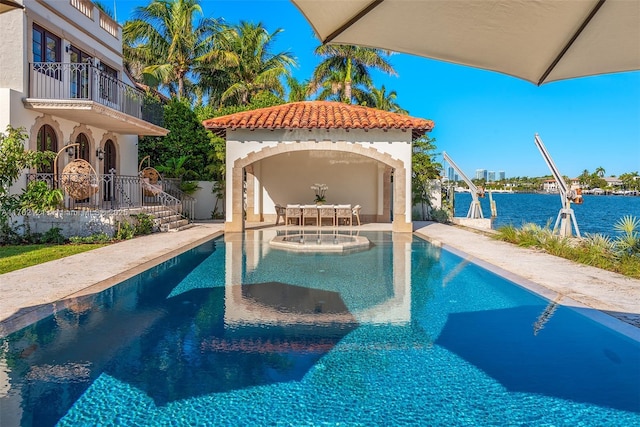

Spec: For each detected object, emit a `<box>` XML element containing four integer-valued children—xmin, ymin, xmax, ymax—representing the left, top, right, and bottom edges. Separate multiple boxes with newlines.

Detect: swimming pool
<box><xmin>1</xmin><ymin>230</ymin><xmax>638</xmax><ymax>426</ymax></box>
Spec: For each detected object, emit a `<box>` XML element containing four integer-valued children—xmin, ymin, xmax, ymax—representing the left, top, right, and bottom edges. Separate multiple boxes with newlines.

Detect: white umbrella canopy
<box><xmin>0</xmin><ymin>0</ymin><xmax>24</xmax><ymax>14</ymax></box>
<box><xmin>291</xmin><ymin>0</ymin><xmax>640</xmax><ymax>85</ymax></box>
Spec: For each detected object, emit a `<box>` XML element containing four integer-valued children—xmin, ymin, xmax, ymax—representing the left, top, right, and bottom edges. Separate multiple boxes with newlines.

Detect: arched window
<box><xmin>37</xmin><ymin>124</ymin><xmax>57</xmax><ymax>173</ymax></box>
<box><xmin>75</xmin><ymin>133</ymin><xmax>90</xmax><ymax>161</ymax></box>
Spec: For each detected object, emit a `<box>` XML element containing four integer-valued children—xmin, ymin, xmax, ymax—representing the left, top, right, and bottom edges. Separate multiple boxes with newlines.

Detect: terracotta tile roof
<box><xmin>202</xmin><ymin>101</ymin><xmax>434</xmax><ymax>140</ymax></box>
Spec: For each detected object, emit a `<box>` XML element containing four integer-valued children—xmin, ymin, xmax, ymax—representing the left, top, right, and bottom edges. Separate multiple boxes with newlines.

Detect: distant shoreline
<box><xmin>453</xmin><ymin>189</ymin><xmax>640</xmax><ymax>196</ymax></box>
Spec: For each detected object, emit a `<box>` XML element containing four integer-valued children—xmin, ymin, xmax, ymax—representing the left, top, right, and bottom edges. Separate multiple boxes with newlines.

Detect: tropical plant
<box><xmin>131</xmin><ymin>213</ymin><xmax>155</xmax><ymax>235</ymax></box>
<box><xmin>285</xmin><ymin>75</ymin><xmax>312</xmax><ymax>102</ymax></box>
<box><xmin>619</xmin><ymin>171</ymin><xmax>639</xmax><ymax>191</ymax></box>
<box><xmin>412</xmin><ymin>135</ymin><xmax>441</xmax><ymax>220</ymax></box>
<box><xmin>156</xmin><ymin>155</ymin><xmax>197</xmax><ymax>180</ymax></box>
<box><xmin>19</xmin><ymin>181</ymin><xmax>63</xmax><ymax>213</ymax></box>
<box><xmin>114</xmin><ymin>220</ymin><xmax>135</xmax><ymax>240</ymax></box>
<box><xmin>0</xmin><ymin>126</ymin><xmax>55</xmax><ymax>241</ymax></box>
<box><xmin>429</xmin><ymin>208</ymin><xmax>450</xmax><ymax>224</ymax></box>
<box><xmin>495</xmin><ymin>217</ymin><xmax>640</xmax><ymax>279</ymax></box>
<box><xmin>595</xmin><ymin>166</ymin><xmax>606</xmax><ymax>178</ymax></box>
<box><xmin>123</xmin><ymin>0</ymin><xmax>221</xmax><ymax>100</ymax></box>
<box><xmin>311</xmin><ymin>44</ymin><xmax>396</xmax><ymax>104</ymax></box>
<box><xmin>613</xmin><ymin>215</ymin><xmax>640</xmax><ymax>257</ymax></box>
<box><xmin>208</xmin><ymin>21</ymin><xmax>295</xmax><ymax>106</ymax></box>
<box><xmin>368</xmin><ymin>85</ymin><xmax>408</xmax><ymax>113</ymax></box>
<box><xmin>139</xmin><ymin>99</ymin><xmax>214</xmax><ymax>179</ymax></box>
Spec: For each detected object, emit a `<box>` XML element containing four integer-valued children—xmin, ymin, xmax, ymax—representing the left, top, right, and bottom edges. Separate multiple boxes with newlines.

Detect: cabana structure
<box><xmin>203</xmin><ymin>101</ymin><xmax>434</xmax><ymax>232</ymax></box>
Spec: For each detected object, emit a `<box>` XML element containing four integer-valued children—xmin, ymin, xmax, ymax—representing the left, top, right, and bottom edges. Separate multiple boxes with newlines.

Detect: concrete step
<box><xmin>160</xmin><ymin>218</ymin><xmax>191</xmax><ymax>232</ymax></box>
<box><xmin>168</xmin><ymin>222</ymin><xmax>196</xmax><ymax>232</ymax></box>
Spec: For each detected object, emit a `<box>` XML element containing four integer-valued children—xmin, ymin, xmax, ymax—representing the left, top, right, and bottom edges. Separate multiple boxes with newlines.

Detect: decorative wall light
<box><xmin>65</xmin><ymin>142</ymin><xmax>76</xmax><ymax>158</ymax></box>
<box><xmin>96</xmin><ymin>148</ymin><xmax>104</xmax><ymax>161</ymax></box>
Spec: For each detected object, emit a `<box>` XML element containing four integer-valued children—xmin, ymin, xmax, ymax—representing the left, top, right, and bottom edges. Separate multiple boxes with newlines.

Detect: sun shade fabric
<box><xmin>291</xmin><ymin>0</ymin><xmax>640</xmax><ymax>85</ymax></box>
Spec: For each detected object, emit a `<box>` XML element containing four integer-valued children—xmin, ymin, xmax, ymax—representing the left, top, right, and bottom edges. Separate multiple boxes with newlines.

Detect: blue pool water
<box><xmin>1</xmin><ymin>231</ymin><xmax>639</xmax><ymax>426</ymax></box>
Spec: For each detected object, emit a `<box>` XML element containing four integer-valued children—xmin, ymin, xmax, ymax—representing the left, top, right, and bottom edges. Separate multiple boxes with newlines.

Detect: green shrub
<box><xmin>69</xmin><ymin>232</ymin><xmax>111</xmax><ymax>244</ymax></box>
<box><xmin>613</xmin><ymin>215</ymin><xmax>640</xmax><ymax>257</ymax></box>
<box><xmin>114</xmin><ymin>221</ymin><xmax>135</xmax><ymax>240</ymax></box>
<box><xmin>19</xmin><ymin>181</ymin><xmax>63</xmax><ymax>212</ymax></box>
<box><xmin>40</xmin><ymin>227</ymin><xmax>66</xmax><ymax>244</ymax></box>
<box><xmin>131</xmin><ymin>213</ymin><xmax>154</xmax><ymax>235</ymax></box>
<box><xmin>429</xmin><ymin>208</ymin><xmax>449</xmax><ymax>224</ymax></box>
<box><xmin>493</xmin><ymin>218</ymin><xmax>640</xmax><ymax>279</ymax></box>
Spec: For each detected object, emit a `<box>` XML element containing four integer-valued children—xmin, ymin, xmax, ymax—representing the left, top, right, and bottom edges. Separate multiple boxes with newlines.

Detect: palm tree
<box><xmin>122</xmin><ymin>0</ymin><xmax>221</xmax><ymax>100</ymax></box>
<box><xmin>311</xmin><ymin>44</ymin><xmax>396</xmax><ymax>104</ymax></box>
<box><xmin>619</xmin><ymin>171</ymin><xmax>639</xmax><ymax>191</ymax></box>
<box><xmin>285</xmin><ymin>76</ymin><xmax>312</xmax><ymax>102</ymax></box>
<box><xmin>205</xmin><ymin>21</ymin><xmax>296</xmax><ymax>106</ymax></box>
<box><xmin>579</xmin><ymin>169</ymin><xmax>590</xmax><ymax>188</ymax></box>
<box><xmin>595</xmin><ymin>166</ymin><xmax>606</xmax><ymax>178</ymax></box>
<box><xmin>369</xmin><ymin>85</ymin><xmax>408</xmax><ymax>113</ymax></box>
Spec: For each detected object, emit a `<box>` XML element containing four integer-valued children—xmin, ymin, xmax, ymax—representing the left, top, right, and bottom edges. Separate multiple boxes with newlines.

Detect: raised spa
<box><xmin>269</xmin><ymin>231</ymin><xmax>370</xmax><ymax>252</ymax></box>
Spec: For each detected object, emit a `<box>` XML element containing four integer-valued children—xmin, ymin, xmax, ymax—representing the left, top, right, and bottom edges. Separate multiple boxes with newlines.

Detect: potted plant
<box><xmin>311</xmin><ymin>183</ymin><xmax>328</xmax><ymax>205</ymax></box>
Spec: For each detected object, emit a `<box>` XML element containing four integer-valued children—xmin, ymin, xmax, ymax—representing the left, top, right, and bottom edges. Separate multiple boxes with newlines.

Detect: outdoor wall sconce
<box><xmin>96</xmin><ymin>148</ymin><xmax>104</xmax><ymax>161</ymax></box>
<box><xmin>65</xmin><ymin>142</ymin><xmax>76</xmax><ymax>158</ymax></box>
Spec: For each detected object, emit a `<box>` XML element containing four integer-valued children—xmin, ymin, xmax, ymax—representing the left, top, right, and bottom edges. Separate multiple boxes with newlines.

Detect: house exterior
<box><xmin>0</xmin><ymin>0</ymin><xmax>167</xmax><ymax>193</ymax></box>
<box><xmin>203</xmin><ymin>101</ymin><xmax>435</xmax><ymax>233</ymax></box>
<box><xmin>0</xmin><ymin>1</ymin><xmax>189</xmax><ymax>235</ymax></box>
<box><xmin>542</xmin><ymin>179</ymin><xmax>558</xmax><ymax>193</ymax></box>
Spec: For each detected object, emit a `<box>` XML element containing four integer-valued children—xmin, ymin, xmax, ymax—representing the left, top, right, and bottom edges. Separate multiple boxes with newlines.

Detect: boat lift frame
<box><xmin>442</xmin><ymin>151</ymin><xmax>484</xmax><ymax>219</ymax></box>
<box><xmin>534</xmin><ymin>134</ymin><xmax>581</xmax><ymax>238</ymax></box>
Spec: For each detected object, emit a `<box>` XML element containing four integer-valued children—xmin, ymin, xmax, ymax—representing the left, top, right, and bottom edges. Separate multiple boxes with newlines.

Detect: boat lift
<box><xmin>442</xmin><ymin>151</ymin><xmax>485</xmax><ymax>219</ymax></box>
<box><xmin>534</xmin><ymin>134</ymin><xmax>583</xmax><ymax>238</ymax></box>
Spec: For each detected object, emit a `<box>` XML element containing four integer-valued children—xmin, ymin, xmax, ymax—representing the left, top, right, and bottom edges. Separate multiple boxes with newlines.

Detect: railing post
<box><xmin>109</xmin><ymin>168</ymin><xmax>116</xmax><ymax>209</ymax></box>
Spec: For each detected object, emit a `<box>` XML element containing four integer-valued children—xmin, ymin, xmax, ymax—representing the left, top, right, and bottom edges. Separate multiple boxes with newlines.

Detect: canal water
<box><xmin>452</xmin><ymin>192</ymin><xmax>640</xmax><ymax>237</ymax></box>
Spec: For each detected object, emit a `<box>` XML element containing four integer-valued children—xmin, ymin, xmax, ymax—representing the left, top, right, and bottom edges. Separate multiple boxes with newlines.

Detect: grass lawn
<box><xmin>0</xmin><ymin>244</ymin><xmax>107</xmax><ymax>274</ymax></box>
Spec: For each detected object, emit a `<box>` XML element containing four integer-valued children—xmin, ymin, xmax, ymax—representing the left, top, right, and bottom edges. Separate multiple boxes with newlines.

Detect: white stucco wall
<box><xmin>254</xmin><ymin>151</ymin><xmax>381</xmax><ymax>215</ymax></box>
<box><xmin>0</xmin><ymin>8</ymin><xmax>26</xmax><ymax>92</ymax></box>
<box><xmin>191</xmin><ymin>181</ymin><xmax>223</xmax><ymax>220</ymax></box>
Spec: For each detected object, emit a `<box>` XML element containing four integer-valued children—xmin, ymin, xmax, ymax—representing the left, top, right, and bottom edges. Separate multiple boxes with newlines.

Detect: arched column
<box><xmin>225</xmin><ymin>141</ymin><xmax>412</xmax><ymax>233</ymax></box>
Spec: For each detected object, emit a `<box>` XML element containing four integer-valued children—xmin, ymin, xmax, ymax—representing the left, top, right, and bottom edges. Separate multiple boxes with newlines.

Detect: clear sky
<box><xmin>114</xmin><ymin>0</ymin><xmax>640</xmax><ymax>179</ymax></box>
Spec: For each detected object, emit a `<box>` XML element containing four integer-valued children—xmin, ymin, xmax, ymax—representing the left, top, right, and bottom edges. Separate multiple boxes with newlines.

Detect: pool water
<box><xmin>1</xmin><ymin>231</ymin><xmax>638</xmax><ymax>426</ymax></box>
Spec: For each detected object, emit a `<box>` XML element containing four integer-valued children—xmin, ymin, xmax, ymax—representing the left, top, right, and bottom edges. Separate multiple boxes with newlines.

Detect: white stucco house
<box><xmin>0</xmin><ymin>1</ymin><xmax>201</xmax><ymax>234</ymax></box>
<box><xmin>203</xmin><ymin>101</ymin><xmax>435</xmax><ymax>233</ymax></box>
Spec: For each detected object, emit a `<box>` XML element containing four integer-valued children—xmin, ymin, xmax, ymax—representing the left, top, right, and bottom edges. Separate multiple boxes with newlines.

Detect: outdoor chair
<box><xmin>302</xmin><ymin>205</ymin><xmax>319</xmax><ymax>226</ymax></box>
<box><xmin>318</xmin><ymin>205</ymin><xmax>336</xmax><ymax>227</ymax></box>
<box><xmin>335</xmin><ymin>204</ymin><xmax>352</xmax><ymax>226</ymax></box>
<box><xmin>285</xmin><ymin>204</ymin><xmax>302</xmax><ymax>226</ymax></box>
<box><xmin>352</xmin><ymin>204</ymin><xmax>361</xmax><ymax>226</ymax></box>
<box><xmin>274</xmin><ymin>204</ymin><xmax>286</xmax><ymax>225</ymax></box>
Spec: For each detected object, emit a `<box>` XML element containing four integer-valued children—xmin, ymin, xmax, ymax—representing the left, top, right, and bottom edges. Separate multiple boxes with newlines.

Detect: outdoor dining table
<box><xmin>279</xmin><ymin>204</ymin><xmax>356</xmax><ymax>227</ymax></box>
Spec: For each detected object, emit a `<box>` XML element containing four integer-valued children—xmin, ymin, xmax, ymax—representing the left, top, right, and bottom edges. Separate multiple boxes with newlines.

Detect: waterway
<box><xmin>452</xmin><ymin>192</ymin><xmax>640</xmax><ymax>237</ymax></box>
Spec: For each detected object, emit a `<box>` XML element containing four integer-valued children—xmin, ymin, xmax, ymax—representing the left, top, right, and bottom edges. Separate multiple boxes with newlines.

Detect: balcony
<box><xmin>25</xmin><ymin>62</ymin><xmax>168</xmax><ymax>136</ymax></box>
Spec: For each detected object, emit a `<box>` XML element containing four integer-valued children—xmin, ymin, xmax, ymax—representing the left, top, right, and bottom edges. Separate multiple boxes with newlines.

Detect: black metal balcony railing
<box><xmin>25</xmin><ymin>172</ymin><xmax>195</xmax><ymax>221</ymax></box>
<box><xmin>29</xmin><ymin>62</ymin><xmax>163</xmax><ymax>127</ymax></box>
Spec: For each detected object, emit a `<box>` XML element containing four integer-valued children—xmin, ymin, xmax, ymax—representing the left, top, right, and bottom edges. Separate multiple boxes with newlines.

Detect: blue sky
<box><xmin>114</xmin><ymin>0</ymin><xmax>640</xmax><ymax>178</ymax></box>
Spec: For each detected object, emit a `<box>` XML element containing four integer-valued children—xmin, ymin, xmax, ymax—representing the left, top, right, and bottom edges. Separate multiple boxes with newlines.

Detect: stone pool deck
<box><xmin>1</xmin><ymin>221</ymin><xmax>639</xmax><ymax>339</ymax></box>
